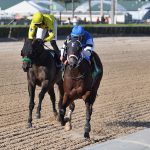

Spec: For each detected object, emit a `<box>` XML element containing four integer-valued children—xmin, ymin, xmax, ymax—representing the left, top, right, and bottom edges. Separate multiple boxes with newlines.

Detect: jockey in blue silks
<box><xmin>60</xmin><ymin>25</ymin><xmax>94</xmax><ymax>64</ymax></box>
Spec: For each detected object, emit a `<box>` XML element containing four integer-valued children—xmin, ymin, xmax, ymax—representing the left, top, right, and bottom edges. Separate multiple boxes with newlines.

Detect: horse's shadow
<box><xmin>107</xmin><ymin>121</ymin><xmax>150</xmax><ymax>128</ymax></box>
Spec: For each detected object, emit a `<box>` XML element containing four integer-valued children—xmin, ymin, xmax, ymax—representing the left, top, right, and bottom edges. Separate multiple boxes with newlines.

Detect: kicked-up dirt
<box><xmin>0</xmin><ymin>37</ymin><xmax>150</xmax><ymax>150</ymax></box>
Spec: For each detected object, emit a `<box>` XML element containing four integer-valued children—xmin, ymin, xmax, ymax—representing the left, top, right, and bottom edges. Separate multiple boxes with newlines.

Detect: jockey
<box><xmin>60</xmin><ymin>25</ymin><xmax>94</xmax><ymax>64</ymax></box>
<box><xmin>28</xmin><ymin>12</ymin><xmax>61</xmax><ymax>66</ymax></box>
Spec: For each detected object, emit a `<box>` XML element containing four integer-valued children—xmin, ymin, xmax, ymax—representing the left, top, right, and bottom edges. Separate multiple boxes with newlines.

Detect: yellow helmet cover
<box><xmin>32</xmin><ymin>12</ymin><xmax>43</xmax><ymax>24</ymax></box>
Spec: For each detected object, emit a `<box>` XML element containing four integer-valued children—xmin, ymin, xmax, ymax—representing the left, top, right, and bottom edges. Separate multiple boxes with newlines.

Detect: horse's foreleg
<box><xmin>28</xmin><ymin>83</ymin><xmax>36</xmax><ymax>128</ymax></box>
<box><xmin>48</xmin><ymin>87</ymin><xmax>58</xmax><ymax>119</ymax></box>
<box><xmin>65</xmin><ymin>102</ymin><xmax>75</xmax><ymax>131</ymax></box>
<box><xmin>36</xmin><ymin>81</ymin><xmax>49</xmax><ymax>119</ymax></box>
<box><xmin>84</xmin><ymin>102</ymin><xmax>92</xmax><ymax>138</ymax></box>
<box><xmin>59</xmin><ymin>93</ymin><xmax>70</xmax><ymax>126</ymax></box>
<box><xmin>56</xmin><ymin>80</ymin><xmax>64</xmax><ymax>110</ymax></box>
<box><xmin>84</xmin><ymin>92</ymin><xmax>97</xmax><ymax>138</ymax></box>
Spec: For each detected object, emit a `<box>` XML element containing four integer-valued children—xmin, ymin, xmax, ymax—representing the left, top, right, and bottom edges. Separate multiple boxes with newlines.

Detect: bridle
<box><xmin>67</xmin><ymin>40</ymin><xmax>84</xmax><ymax>68</ymax></box>
<box><xmin>66</xmin><ymin>40</ymin><xmax>86</xmax><ymax>80</ymax></box>
<box><xmin>67</xmin><ymin>54</ymin><xmax>83</xmax><ymax>69</ymax></box>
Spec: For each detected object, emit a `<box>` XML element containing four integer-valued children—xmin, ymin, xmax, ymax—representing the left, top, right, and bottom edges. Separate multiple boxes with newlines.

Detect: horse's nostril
<box><xmin>69</xmin><ymin>63</ymin><xmax>76</xmax><ymax>69</ymax></box>
<box><xmin>22</xmin><ymin>64</ymin><xmax>28</xmax><ymax>72</ymax></box>
<box><xmin>23</xmin><ymin>67</ymin><xmax>27</xmax><ymax>72</ymax></box>
<box><xmin>73</xmin><ymin>64</ymin><xmax>76</xmax><ymax>67</ymax></box>
<box><xmin>69</xmin><ymin>57</ymin><xmax>77</xmax><ymax>68</ymax></box>
<box><xmin>70</xmin><ymin>62</ymin><xmax>74</xmax><ymax>66</ymax></box>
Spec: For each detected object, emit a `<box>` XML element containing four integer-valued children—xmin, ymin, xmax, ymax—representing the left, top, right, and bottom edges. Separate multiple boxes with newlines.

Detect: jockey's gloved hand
<box><xmin>82</xmin><ymin>49</ymin><xmax>91</xmax><ymax>58</ymax></box>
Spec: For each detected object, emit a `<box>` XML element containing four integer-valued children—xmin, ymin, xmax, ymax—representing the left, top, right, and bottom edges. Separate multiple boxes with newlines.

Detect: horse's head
<box><xmin>21</xmin><ymin>39</ymin><xmax>33</xmax><ymax>72</ymax></box>
<box><xmin>66</xmin><ymin>39</ymin><xmax>82</xmax><ymax>68</ymax></box>
<box><xmin>21</xmin><ymin>38</ymin><xmax>44</xmax><ymax>72</ymax></box>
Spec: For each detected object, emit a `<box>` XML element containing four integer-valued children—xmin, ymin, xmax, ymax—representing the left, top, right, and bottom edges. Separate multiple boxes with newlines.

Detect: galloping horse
<box><xmin>21</xmin><ymin>39</ymin><xmax>64</xmax><ymax>128</ymax></box>
<box><xmin>59</xmin><ymin>39</ymin><xmax>103</xmax><ymax>138</ymax></box>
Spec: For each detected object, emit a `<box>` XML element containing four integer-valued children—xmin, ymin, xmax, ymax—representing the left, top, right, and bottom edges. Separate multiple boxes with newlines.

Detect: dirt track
<box><xmin>0</xmin><ymin>37</ymin><xmax>150</xmax><ymax>150</ymax></box>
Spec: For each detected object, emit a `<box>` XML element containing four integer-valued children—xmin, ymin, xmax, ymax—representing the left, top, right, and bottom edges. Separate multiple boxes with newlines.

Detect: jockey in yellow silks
<box><xmin>28</xmin><ymin>12</ymin><xmax>61</xmax><ymax>65</ymax></box>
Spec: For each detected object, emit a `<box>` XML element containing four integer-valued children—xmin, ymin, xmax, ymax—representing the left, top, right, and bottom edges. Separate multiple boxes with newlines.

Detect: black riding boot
<box><xmin>50</xmin><ymin>40</ymin><xmax>61</xmax><ymax>67</ymax></box>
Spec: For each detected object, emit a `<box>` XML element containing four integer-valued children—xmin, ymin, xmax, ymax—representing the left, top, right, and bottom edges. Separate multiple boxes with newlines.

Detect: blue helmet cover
<box><xmin>71</xmin><ymin>26</ymin><xmax>85</xmax><ymax>37</ymax></box>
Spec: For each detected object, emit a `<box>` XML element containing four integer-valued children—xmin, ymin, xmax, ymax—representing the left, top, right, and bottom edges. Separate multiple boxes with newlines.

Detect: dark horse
<box><xmin>59</xmin><ymin>39</ymin><xmax>103</xmax><ymax>138</ymax></box>
<box><xmin>21</xmin><ymin>39</ymin><xmax>64</xmax><ymax>128</ymax></box>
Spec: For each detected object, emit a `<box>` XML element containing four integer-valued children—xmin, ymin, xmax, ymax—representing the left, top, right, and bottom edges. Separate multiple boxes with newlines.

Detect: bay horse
<box><xmin>58</xmin><ymin>38</ymin><xmax>103</xmax><ymax>138</ymax></box>
<box><xmin>21</xmin><ymin>38</ymin><xmax>64</xmax><ymax>128</ymax></box>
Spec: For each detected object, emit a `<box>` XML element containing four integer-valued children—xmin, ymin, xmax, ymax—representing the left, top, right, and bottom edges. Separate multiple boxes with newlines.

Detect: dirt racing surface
<box><xmin>0</xmin><ymin>37</ymin><xmax>150</xmax><ymax>150</ymax></box>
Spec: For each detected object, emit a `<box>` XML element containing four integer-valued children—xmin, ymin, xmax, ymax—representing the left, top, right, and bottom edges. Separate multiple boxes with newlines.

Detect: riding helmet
<box><xmin>71</xmin><ymin>26</ymin><xmax>85</xmax><ymax>37</ymax></box>
<box><xmin>32</xmin><ymin>12</ymin><xmax>43</xmax><ymax>24</ymax></box>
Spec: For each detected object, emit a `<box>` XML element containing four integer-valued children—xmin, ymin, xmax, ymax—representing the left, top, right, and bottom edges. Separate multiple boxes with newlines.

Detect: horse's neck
<box><xmin>66</xmin><ymin>60</ymin><xmax>91</xmax><ymax>77</ymax></box>
<box><xmin>70</xmin><ymin>67</ymin><xmax>80</xmax><ymax>77</ymax></box>
<box><xmin>34</xmin><ymin>51</ymin><xmax>50</xmax><ymax>65</ymax></box>
<box><xmin>80</xmin><ymin>59</ymin><xmax>91</xmax><ymax>72</ymax></box>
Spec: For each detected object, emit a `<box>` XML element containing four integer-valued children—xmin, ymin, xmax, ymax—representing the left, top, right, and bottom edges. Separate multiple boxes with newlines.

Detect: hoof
<box><xmin>64</xmin><ymin>117</ymin><xmax>69</xmax><ymax>122</ymax></box>
<box><xmin>28</xmin><ymin>123</ymin><xmax>32</xmax><ymax>128</ymax></box>
<box><xmin>58</xmin><ymin>115</ymin><xmax>65</xmax><ymax>126</ymax></box>
<box><xmin>36</xmin><ymin>113</ymin><xmax>41</xmax><ymax>119</ymax></box>
<box><xmin>64</xmin><ymin>122</ymin><xmax>72</xmax><ymax>131</ymax></box>
<box><xmin>61</xmin><ymin>121</ymin><xmax>65</xmax><ymax>126</ymax></box>
<box><xmin>84</xmin><ymin>132</ymin><xmax>90</xmax><ymax>139</ymax></box>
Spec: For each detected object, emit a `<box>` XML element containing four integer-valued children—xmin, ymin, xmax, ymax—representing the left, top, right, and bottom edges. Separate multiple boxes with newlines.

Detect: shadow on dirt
<box><xmin>107</xmin><ymin>121</ymin><xmax>150</xmax><ymax>128</ymax></box>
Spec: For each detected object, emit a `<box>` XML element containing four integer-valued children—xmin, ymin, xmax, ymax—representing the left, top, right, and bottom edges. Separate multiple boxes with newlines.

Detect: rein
<box><xmin>71</xmin><ymin>73</ymin><xmax>86</xmax><ymax>80</ymax></box>
<box><xmin>68</xmin><ymin>54</ymin><xmax>83</xmax><ymax>69</ymax></box>
<box><xmin>43</xmin><ymin>43</ymin><xmax>51</xmax><ymax>49</ymax></box>
<box><xmin>68</xmin><ymin>56</ymin><xmax>87</xmax><ymax>80</ymax></box>
<box><xmin>74</xmin><ymin>56</ymin><xmax>83</xmax><ymax>68</ymax></box>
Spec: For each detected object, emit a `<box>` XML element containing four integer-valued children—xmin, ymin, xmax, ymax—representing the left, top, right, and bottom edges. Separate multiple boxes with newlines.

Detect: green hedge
<box><xmin>0</xmin><ymin>26</ymin><xmax>150</xmax><ymax>39</ymax></box>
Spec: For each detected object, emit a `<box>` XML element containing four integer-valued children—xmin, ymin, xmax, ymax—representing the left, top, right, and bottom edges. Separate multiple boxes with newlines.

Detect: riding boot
<box><xmin>50</xmin><ymin>40</ymin><xmax>61</xmax><ymax>67</ymax></box>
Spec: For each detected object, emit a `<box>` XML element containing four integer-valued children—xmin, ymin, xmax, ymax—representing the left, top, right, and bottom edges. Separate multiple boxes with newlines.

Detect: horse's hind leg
<box><xmin>65</xmin><ymin>102</ymin><xmax>75</xmax><ymax>131</ymax></box>
<box><xmin>48</xmin><ymin>87</ymin><xmax>58</xmax><ymax>119</ymax></box>
<box><xmin>28</xmin><ymin>83</ymin><xmax>36</xmax><ymax>128</ymax></box>
<box><xmin>36</xmin><ymin>81</ymin><xmax>49</xmax><ymax>119</ymax></box>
